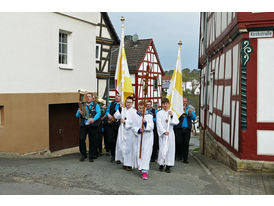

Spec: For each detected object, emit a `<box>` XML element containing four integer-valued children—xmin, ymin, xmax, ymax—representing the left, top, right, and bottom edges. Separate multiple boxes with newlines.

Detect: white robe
<box><xmin>114</xmin><ymin>107</ymin><xmax>137</xmax><ymax>167</ymax></box>
<box><xmin>156</xmin><ymin>109</ymin><xmax>179</xmax><ymax>166</ymax></box>
<box><xmin>132</xmin><ymin>112</ymin><xmax>154</xmax><ymax>170</ymax></box>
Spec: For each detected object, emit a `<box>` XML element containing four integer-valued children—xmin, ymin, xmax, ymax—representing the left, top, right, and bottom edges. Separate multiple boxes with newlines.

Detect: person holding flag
<box><xmin>156</xmin><ymin>98</ymin><xmax>179</xmax><ymax>173</ymax></box>
<box><xmin>175</xmin><ymin>97</ymin><xmax>196</xmax><ymax>163</ymax></box>
<box><xmin>157</xmin><ymin>41</ymin><xmax>183</xmax><ymax>173</ymax></box>
<box><xmin>113</xmin><ymin>16</ymin><xmax>135</xmax><ymax>171</ymax></box>
<box><xmin>114</xmin><ymin>96</ymin><xmax>136</xmax><ymax>171</ymax></box>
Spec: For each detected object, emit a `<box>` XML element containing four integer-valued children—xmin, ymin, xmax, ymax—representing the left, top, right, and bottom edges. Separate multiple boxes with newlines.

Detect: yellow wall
<box><xmin>0</xmin><ymin>93</ymin><xmax>79</xmax><ymax>154</ymax></box>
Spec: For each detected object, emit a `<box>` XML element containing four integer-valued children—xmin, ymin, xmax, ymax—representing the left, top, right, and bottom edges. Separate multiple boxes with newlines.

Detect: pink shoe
<box><xmin>142</xmin><ymin>172</ymin><xmax>148</xmax><ymax>180</ymax></box>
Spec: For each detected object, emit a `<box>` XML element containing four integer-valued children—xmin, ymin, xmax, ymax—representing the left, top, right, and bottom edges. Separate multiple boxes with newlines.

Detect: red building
<box><xmin>199</xmin><ymin>12</ymin><xmax>274</xmax><ymax>171</ymax></box>
<box><xmin>109</xmin><ymin>35</ymin><xmax>164</xmax><ymax>109</ymax></box>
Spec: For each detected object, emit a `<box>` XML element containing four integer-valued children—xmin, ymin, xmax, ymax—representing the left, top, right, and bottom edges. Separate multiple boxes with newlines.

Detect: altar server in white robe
<box><xmin>114</xmin><ymin>96</ymin><xmax>136</xmax><ymax>171</ymax></box>
<box><xmin>132</xmin><ymin>100</ymin><xmax>154</xmax><ymax>180</ymax></box>
<box><xmin>156</xmin><ymin>98</ymin><xmax>179</xmax><ymax>173</ymax></box>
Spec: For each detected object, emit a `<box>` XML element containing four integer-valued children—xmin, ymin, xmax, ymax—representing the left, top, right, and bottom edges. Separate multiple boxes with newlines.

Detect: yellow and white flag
<box><xmin>166</xmin><ymin>43</ymin><xmax>184</xmax><ymax>118</ymax></box>
<box><xmin>115</xmin><ymin>18</ymin><xmax>134</xmax><ymax>103</ymax></box>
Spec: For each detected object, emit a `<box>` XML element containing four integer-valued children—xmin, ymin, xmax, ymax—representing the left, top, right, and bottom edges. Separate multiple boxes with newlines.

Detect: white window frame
<box><xmin>59</xmin><ymin>30</ymin><xmax>73</xmax><ymax>70</ymax></box>
<box><xmin>96</xmin><ymin>43</ymin><xmax>101</xmax><ymax>61</ymax></box>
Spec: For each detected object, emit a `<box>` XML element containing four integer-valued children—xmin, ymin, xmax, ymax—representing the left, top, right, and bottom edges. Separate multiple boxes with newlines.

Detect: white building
<box><xmin>183</xmin><ymin>81</ymin><xmax>193</xmax><ymax>92</ymax></box>
<box><xmin>0</xmin><ymin>12</ymin><xmax>99</xmax><ymax>154</ymax></box>
<box><xmin>194</xmin><ymin>85</ymin><xmax>200</xmax><ymax>95</ymax></box>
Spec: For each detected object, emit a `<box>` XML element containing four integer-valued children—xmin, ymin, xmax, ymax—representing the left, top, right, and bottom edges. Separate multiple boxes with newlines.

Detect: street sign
<box><xmin>249</xmin><ymin>31</ymin><xmax>273</xmax><ymax>38</ymax></box>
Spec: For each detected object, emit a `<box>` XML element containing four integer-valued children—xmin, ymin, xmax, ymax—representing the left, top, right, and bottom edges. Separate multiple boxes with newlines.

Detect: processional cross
<box><xmin>139</xmin><ymin>64</ymin><xmax>157</xmax><ymax>158</ymax></box>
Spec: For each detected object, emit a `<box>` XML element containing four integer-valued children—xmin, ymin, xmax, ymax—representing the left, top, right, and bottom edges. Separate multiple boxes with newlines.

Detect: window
<box><xmin>59</xmin><ymin>30</ymin><xmax>72</xmax><ymax>69</ymax></box>
<box><xmin>109</xmin><ymin>77</ymin><xmax>115</xmax><ymax>90</ymax></box>
<box><xmin>209</xmin><ymin>72</ymin><xmax>214</xmax><ymax>113</ymax></box>
<box><xmin>96</xmin><ymin>44</ymin><xmax>101</xmax><ymax>61</ymax></box>
<box><xmin>0</xmin><ymin>106</ymin><xmax>4</xmax><ymax>126</ymax></box>
<box><xmin>154</xmin><ymin>79</ymin><xmax>158</xmax><ymax>90</ymax></box>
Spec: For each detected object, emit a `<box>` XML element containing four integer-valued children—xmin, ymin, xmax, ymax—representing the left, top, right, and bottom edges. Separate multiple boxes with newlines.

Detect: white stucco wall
<box><xmin>257</xmin><ymin>38</ymin><xmax>274</xmax><ymax>122</ymax></box>
<box><xmin>257</xmin><ymin>130</ymin><xmax>274</xmax><ymax>155</ymax></box>
<box><xmin>0</xmin><ymin>12</ymin><xmax>97</xmax><ymax>93</ymax></box>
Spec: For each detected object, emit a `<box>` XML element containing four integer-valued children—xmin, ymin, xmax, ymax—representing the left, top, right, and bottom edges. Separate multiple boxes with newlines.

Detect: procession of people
<box><xmin>76</xmin><ymin>93</ymin><xmax>196</xmax><ymax>180</ymax></box>
<box><xmin>74</xmin><ymin>17</ymin><xmax>198</xmax><ymax>180</ymax></box>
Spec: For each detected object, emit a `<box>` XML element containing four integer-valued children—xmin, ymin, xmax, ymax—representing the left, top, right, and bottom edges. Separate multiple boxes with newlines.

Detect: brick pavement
<box><xmin>192</xmin><ymin>151</ymin><xmax>274</xmax><ymax>195</ymax></box>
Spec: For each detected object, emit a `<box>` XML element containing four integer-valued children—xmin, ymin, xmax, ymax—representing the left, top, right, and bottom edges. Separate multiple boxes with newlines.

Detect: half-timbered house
<box><xmin>110</xmin><ymin>35</ymin><xmax>164</xmax><ymax>109</ymax></box>
<box><xmin>96</xmin><ymin>13</ymin><xmax>120</xmax><ymax>104</ymax></box>
<box><xmin>199</xmin><ymin>12</ymin><xmax>274</xmax><ymax>171</ymax></box>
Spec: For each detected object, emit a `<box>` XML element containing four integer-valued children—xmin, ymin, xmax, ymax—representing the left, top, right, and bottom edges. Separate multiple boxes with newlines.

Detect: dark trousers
<box><xmin>151</xmin><ymin>125</ymin><xmax>159</xmax><ymax>160</ymax></box>
<box><xmin>79</xmin><ymin>125</ymin><xmax>97</xmax><ymax>159</ymax></box>
<box><xmin>94</xmin><ymin>126</ymin><xmax>103</xmax><ymax>157</ymax></box>
<box><xmin>103</xmin><ymin>126</ymin><xmax>110</xmax><ymax>153</ymax></box>
<box><xmin>174</xmin><ymin>128</ymin><xmax>191</xmax><ymax>161</ymax></box>
<box><xmin>105</xmin><ymin>123</ymin><xmax>119</xmax><ymax>158</ymax></box>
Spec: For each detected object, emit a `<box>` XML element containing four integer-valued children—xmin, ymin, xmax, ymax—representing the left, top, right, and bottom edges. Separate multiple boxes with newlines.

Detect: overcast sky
<box><xmin>108</xmin><ymin>12</ymin><xmax>200</xmax><ymax>71</ymax></box>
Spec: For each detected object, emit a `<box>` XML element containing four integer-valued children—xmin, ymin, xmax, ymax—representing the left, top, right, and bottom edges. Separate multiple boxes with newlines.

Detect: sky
<box><xmin>108</xmin><ymin>12</ymin><xmax>200</xmax><ymax>71</ymax></box>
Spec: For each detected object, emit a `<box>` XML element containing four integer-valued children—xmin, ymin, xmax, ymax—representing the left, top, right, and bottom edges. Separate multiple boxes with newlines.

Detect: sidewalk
<box><xmin>191</xmin><ymin>151</ymin><xmax>274</xmax><ymax>195</ymax></box>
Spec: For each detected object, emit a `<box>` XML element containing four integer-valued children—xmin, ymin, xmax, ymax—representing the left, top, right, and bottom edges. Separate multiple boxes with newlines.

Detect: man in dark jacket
<box><xmin>76</xmin><ymin>93</ymin><xmax>101</xmax><ymax>162</ymax></box>
<box><xmin>174</xmin><ymin>98</ymin><xmax>196</xmax><ymax>163</ymax></box>
<box><xmin>104</xmin><ymin>94</ymin><xmax>121</xmax><ymax>162</ymax></box>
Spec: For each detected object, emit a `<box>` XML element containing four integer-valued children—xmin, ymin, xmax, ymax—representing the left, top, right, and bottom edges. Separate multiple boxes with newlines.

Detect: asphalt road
<box><xmin>0</xmin><ymin>150</ymin><xmax>230</xmax><ymax>195</ymax></box>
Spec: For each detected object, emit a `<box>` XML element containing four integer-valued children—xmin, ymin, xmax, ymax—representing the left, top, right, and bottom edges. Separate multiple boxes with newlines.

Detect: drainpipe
<box><xmin>106</xmin><ymin>45</ymin><xmax>112</xmax><ymax>106</ymax></box>
<box><xmin>202</xmin><ymin>12</ymin><xmax>210</xmax><ymax>155</ymax></box>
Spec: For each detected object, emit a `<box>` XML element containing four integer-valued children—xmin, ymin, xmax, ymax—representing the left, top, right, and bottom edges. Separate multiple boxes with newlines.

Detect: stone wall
<box><xmin>201</xmin><ymin>130</ymin><xmax>274</xmax><ymax>172</ymax></box>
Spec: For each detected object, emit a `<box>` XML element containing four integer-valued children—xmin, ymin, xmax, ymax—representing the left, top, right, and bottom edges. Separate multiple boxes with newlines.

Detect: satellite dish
<box><xmin>133</xmin><ymin>33</ymin><xmax>139</xmax><ymax>43</ymax></box>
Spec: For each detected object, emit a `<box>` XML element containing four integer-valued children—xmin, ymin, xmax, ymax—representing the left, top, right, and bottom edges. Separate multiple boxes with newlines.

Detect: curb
<box><xmin>0</xmin><ymin>147</ymin><xmax>79</xmax><ymax>159</ymax></box>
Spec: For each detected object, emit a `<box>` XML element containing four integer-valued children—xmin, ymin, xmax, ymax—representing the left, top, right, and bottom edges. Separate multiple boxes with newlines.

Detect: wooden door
<box><xmin>49</xmin><ymin>103</ymin><xmax>79</xmax><ymax>152</ymax></box>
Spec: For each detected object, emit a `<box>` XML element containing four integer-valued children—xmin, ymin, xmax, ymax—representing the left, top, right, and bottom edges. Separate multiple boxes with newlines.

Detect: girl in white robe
<box><xmin>156</xmin><ymin>98</ymin><xmax>179</xmax><ymax>173</ymax></box>
<box><xmin>132</xmin><ymin>105</ymin><xmax>154</xmax><ymax>180</ymax></box>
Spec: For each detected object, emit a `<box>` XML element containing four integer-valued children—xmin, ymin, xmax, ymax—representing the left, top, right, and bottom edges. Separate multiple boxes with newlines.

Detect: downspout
<box><xmin>106</xmin><ymin>45</ymin><xmax>112</xmax><ymax>106</ymax></box>
<box><xmin>202</xmin><ymin>12</ymin><xmax>210</xmax><ymax>155</ymax></box>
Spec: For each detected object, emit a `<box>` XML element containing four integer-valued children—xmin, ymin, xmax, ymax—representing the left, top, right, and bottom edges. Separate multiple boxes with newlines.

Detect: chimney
<box><xmin>124</xmin><ymin>35</ymin><xmax>133</xmax><ymax>41</ymax></box>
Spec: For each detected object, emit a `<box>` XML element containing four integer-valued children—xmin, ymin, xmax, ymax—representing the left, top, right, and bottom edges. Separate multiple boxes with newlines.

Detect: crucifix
<box><xmin>139</xmin><ymin>64</ymin><xmax>157</xmax><ymax>158</ymax></box>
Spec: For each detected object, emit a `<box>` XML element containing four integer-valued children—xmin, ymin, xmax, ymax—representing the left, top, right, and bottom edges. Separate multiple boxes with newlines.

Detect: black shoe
<box><xmin>165</xmin><ymin>166</ymin><xmax>171</xmax><ymax>173</ymax></box>
<box><xmin>110</xmin><ymin>156</ymin><xmax>115</xmax><ymax>162</ymax></box>
<box><xmin>89</xmin><ymin>158</ymin><xmax>94</xmax><ymax>162</ymax></box>
<box><xmin>116</xmin><ymin>160</ymin><xmax>121</xmax><ymax>164</ymax></box>
<box><xmin>150</xmin><ymin>158</ymin><xmax>155</xmax><ymax>162</ymax></box>
<box><xmin>183</xmin><ymin>160</ymin><xmax>189</xmax><ymax>164</ymax></box>
<box><xmin>159</xmin><ymin>165</ymin><xmax>164</xmax><ymax>171</ymax></box>
<box><xmin>80</xmin><ymin>156</ymin><xmax>87</xmax><ymax>161</ymax></box>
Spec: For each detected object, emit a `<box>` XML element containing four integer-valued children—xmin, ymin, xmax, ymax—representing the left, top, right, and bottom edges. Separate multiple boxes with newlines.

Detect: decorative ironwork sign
<box><xmin>241</xmin><ymin>39</ymin><xmax>253</xmax><ymax>130</ymax></box>
<box><xmin>241</xmin><ymin>40</ymin><xmax>253</xmax><ymax>66</ymax></box>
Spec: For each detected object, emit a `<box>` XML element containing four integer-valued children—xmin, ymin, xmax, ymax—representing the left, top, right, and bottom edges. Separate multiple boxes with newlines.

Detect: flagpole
<box><xmin>163</xmin><ymin>41</ymin><xmax>182</xmax><ymax>157</ymax></box>
<box><xmin>121</xmin><ymin>16</ymin><xmax>125</xmax><ymax>141</ymax></box>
